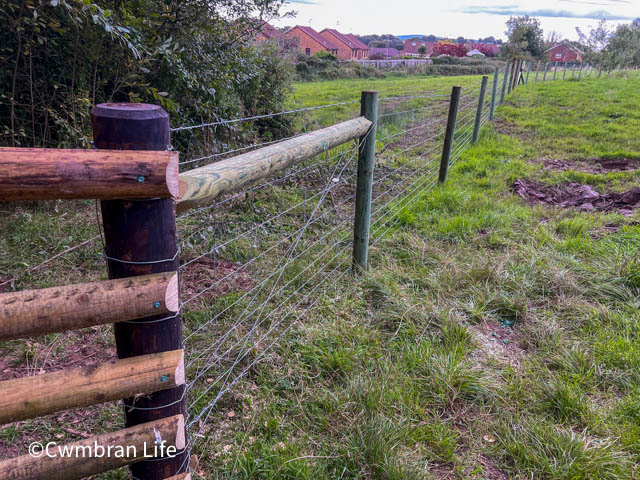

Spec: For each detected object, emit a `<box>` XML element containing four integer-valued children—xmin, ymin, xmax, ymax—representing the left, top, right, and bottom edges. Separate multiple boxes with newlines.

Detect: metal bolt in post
<box><xmin>438</xmin><ymin>86</ymin><xmax>461</xmax><ymax>184</ymax></box>
<box><xmin>472</xmin><ymin>76</ymin><xmax>489</xmax><ymax>144</ymax></box>
<box><xmin>489</xmin><ymin>68</ymin><xmax>499</xmax><ymax>121</ymax></box>
<box><xmin>91</xmin><ymin>104</ymin><xmax>188</xmax><ymax>480</ymax></box>
<box><xmin>352</xmin><ymin>90</ymin><xmax>378</xmax><ymax>272</ymax></box>
<box><xmin>500</xmin><ymin>61</ymin><xmax>510</xmax><ymax>104</ymax></box>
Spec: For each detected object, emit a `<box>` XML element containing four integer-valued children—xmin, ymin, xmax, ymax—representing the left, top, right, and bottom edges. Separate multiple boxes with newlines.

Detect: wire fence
<box><xmin>0</xmin><ymin>61</ymin><xmax>605</xmax><ymax>477</ymax></box>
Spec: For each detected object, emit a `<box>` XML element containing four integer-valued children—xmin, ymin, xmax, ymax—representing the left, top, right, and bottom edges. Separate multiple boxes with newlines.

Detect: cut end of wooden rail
<box><xmin>175</xmin><ymin>350</ymin><xmax>186</xmax><ymax>387</ymax></box>
<box><xmin>166</xmin><ymin>153</ymin><xmax>180</xmax><ymax>199</ymax></box>
<box><xmin>175</xmin><ymin>414</ymin><xmax>186</xmax><ymax>450</ymax></box>
<box><xmin>165</xmin><ymin>273</ymin><xmax>180</xmax><ymax>312</ymax></box>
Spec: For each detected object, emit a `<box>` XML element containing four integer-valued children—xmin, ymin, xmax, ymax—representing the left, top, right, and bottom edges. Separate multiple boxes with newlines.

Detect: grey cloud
<box><xmin>461</xmin><ymin>5</ymin><xmax>634</xmax><ymax>21</ymax></box>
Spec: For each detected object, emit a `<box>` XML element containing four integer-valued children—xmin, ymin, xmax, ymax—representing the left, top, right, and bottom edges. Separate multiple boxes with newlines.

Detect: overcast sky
<box><xmin>273</xmin><ymin>0</ymin><xmax>638</xmax><ymax>40</ymax></box>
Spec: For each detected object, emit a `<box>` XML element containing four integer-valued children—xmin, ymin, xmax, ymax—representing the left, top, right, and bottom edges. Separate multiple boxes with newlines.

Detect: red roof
<box><xmin>320</xmin><ymin>29</ymin><xmax>368</xmax><ymax>51</ymax></box>
<box><xmin>545</xmin><ymin>41</ymin><xmax>584</xmax><ymax>55</ymax></box>
<box><xmin>258</xmin><ymin>22</ymin><xmax>285</xmax><ymax>40</ymax></box>
<box><xmin>291</xmin><ymin>26</ymin><xmax>338</xmax><ymax>51</ymax></box>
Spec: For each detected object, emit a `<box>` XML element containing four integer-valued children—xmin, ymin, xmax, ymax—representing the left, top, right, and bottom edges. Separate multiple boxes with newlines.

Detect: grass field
<box><xmin>1</xmin><ymin>71</ymin><xmax>639</xmax><ymax>479</ymax></box>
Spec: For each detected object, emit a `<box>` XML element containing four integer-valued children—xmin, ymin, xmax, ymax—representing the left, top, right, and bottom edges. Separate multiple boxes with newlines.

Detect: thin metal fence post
<box><xmin>500</xmin><ymin>61</ymin><xmax>510</xmax><ymax>103</ymax></box>
<box><xmin>526</xmin><ymin>61</ymin><xmax>531</xmax><ymax>83</ymax></box>
<box><xmin>490</xmin><ymin>68</ymin><xmax>499</xmax><ymax>120</ymax></box>
<box><xmin>352</xmin><ymin>90</ymin><xmax>378</xmax><ymax>272</ymax></box>
<box><xmin>473</xmin><ymin>76</ymin><xmax>489</xmax><ymax>143</ymax></box>
<box><xmin>91</xmin><ymin>104</ymin><xmax>188</xmax><ymax>479</ymax></box>
<box><xmin>439</xmin><ymin>86</ymin><xmax>461</xmax><ymax>184</ymax></box>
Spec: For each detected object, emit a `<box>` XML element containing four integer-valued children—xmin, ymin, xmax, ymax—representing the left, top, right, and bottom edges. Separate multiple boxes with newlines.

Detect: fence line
<box><xmin>0</xmin><ymin>61</ymin><xmax>604</xmax><ymax>479</ymax></box>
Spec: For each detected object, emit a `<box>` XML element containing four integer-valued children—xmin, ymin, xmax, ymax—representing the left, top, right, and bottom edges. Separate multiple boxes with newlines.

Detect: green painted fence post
<box><xmin>438</xmin><ymin>86</ymin><xmax>461</xmax><ymax>184</ymax></box>
<box><xmin>490</xmin><ymin>68</ymin><xmax>499</xmax><ymax>121</ymax></box>
<box><xmin>500</xmin><ymin>61</ymin><xmax>510</xmax><ymax>104</ymax></box>
<box><xmin>526</xmin><ymin>61</ymin><xmax>531</xmax><ymax>83</ymax></box>
<box><xmin>352</xmin><ymin>90</ymin><xmax>379</xmax><ymax>272</ymax></box>
<box><xmin>535</xmin><ymin>61</ymin><xmax>540</xmax><ymax>82</ymax></box>
<box><xmin>473</xmin><ymin>76</ymin><xmax>489</xmax><ymax>143</ymax></box>
<box><xmin>543</xmin><ymin>62</ymin><xmax>549</xmax><ymax>81</ymax></box>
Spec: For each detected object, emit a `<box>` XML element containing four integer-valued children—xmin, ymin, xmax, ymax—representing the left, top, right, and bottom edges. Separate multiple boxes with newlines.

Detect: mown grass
<box><xmin>1</xmin><ymin>70</ymin><xmax>639</xmax><ymax>480</ymax></box>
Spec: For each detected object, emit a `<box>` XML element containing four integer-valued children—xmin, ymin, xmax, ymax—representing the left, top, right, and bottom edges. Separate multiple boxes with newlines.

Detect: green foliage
<box><xmin>0</xmin><ymin>0</ymin><xmax>293</xmax><ymax>149</ymax></box>
<box><xmin>504</xmin><ymin>15</ymin><xmax>544</xmax><ymax>59</ymax></box>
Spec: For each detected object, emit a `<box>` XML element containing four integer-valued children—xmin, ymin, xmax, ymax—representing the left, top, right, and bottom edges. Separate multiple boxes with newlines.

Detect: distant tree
<box><xmin>456</xmin><ymin>36</ymin><xmax>466</xmax><ymax>44</ymax></box>
<box><xmin>476</xmin><ymin>44</ymin><xmax>498</xmax><ymax>57</ymax></box>
<box><xmin>545</xmin><ymin>31</ymin><xmax>563</xmax><ymax>50</ymax></box>
<box><xmin>503</xmin><ymin>16</ymin><xmax>544</xmax><ymax>59</ymax></box>
<box><xmin>576</xmin><ymin>20</ymin><xmax>613</xmax><ymax>66</ymax></box>
<box><xmin>433</xmin><ymin>41</ymin><xmax>468</xmax><ymax>57</ymax></box>
<box><xmin>482</xmin><ymin>36</ymin><xmax>496</xmax><ymax>44</ymax></box>
<box><xmin>418</xmin><ymin>45</ymin><xmax>427</xmax><ymax>55</ymax></box>
<box><xmin>425</xmin><ymin>34</ymin><xmax>437</xmax><ymax>42</ymax></box>
<box><xmin>600</xmin><ymin>19</ymin><xmax>640</xmax><ymax>69</ymax></box>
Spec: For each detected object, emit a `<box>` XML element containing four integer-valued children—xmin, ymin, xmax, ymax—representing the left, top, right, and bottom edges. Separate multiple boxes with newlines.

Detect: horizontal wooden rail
<box><xmin>0</xmin><ymin>350</ymin><xmax>184</xmax><ymax>424</ymax></box>
<box><xmin>0</xmin><ymin>414</ymin><xmax>185</xmax><ymax>480</ymax></box>
<box><xmin>177</xmin><ymin>116</ymin><xmax>373</xmax><ymax>212</ymax></box>
<box><xmin>0</xmin><ymin>272</ymin><xmax>178</xmax><ymax>341</ymax></box>
<box><xmin>0</xmin><ymin>148</ymin><xmax>179</xmax><ymax>201</ymax></box>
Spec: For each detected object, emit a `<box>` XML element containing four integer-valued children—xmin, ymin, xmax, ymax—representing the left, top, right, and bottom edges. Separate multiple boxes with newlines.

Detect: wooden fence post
<box><xmin>500</xmin><ymin>61</ymin><xmax>510</xmax><ymax>104</ymax></box>
<box><xmin>352</xmin><ymin>90</ymin><xmax>378</xmax><ymax>272</ymax></box>
<box><xmin>526</xmin><ymin>61</ymin><xmax>531</xmax><ymax>83</ymax></box>
<box><xmin>563</xmin><ymin>62</ymin><xmax>567</xmax><ymax>80</ymax></box>
<box><xmin>578</xmin><ymin>63</ymin><xmax>583</xmax><ymax>80</ymax></box>
<box><xmin>472</xmin><ymin>76</ymin><xmax>488</xmax><ymax>144</ymax></box>
<box><xmin>439</xmin><ymin>86</ymin><xmax>461</xmax><ymax>184</ymax></box>
<box><xmin>91</xmin><ymin>104</ymin><xmax>188</xmax><ymax>480</ymax></box>
<box><xmin>490</xmin><ymin>68</ymin><xmax>499</xmax><ymax>120</ymax></box>
<box><xmin>535</xmin><ymin>61</ymin><xmax>540</xmax><ymax>82</ymax></box>
<box><xmin>507</xmin><ymin>59</ymin><xmax>515</xmax><ymax>94</ymax></box>
<box><xmin>543</xmin><ymin>62</ymin><xmax>549</xmax><ymax>81</ymax></box>
<box><xmin>553</xmin><ymin>63</ymin><xmax>558</xmax><ymax>80</ymax></box>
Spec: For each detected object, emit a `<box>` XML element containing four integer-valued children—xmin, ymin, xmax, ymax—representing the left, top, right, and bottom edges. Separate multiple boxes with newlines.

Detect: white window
<box><xmin>555</xmin><ymin>53</ymin><xmax>562</xmax><ymax>59</ymax></box>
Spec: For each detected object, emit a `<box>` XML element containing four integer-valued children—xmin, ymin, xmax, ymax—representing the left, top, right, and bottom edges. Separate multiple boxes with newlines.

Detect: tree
<box><xmin>503</xmin><ymin>16</ymin><xmax>544</xmax><ymax>59</ymax></box>
<box><xmin>418</xmin><ymin>45</ymin><xmax>427</xmax><ymax>55</ymax></box>
<box><xmin>433</xmin><ymin>42</ymin><xmax>468</xmax><ymax>57</ymax></box>
<box><xmin>576</xmin><ymin>20</ymin><xmax>614</xmax><ymax>67</ymax></box>
<box><xmin>600</xmin><ymin>19</ymin><xmax>640</xmax><ymax>70</ymax></box>
<box><xmin>456</xmin><ymin>36</ymin><xmax>466</xmax><ymax>44</ymax></box>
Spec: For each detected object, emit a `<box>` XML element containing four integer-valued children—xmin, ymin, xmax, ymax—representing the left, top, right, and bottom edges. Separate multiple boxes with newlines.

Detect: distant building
<box><xmin>285</xmin><ymin>26</ymin><xmax>338</xmax><ymax>56</ymax></box>
<box><xmin>253</xmin><ymin>21</ymin><xmax>286</xmax><ymax>44</ymax></box>
<box><xmin>319</xmin><ymin>29</ymin><xmax>369</xmax><ymax>60</ymax></box>
<box><xmin>546</xmin><ymin>42</ymin><xmax>583</xmax><ymax>63</ymax></box>
<box><xmin>465</xmin><ymin>43</ymin><xmax>501</xmax><ymax>57</ymax></box>
<box><xmin>403</xmin><ymin>40</ymin><xmax>436</xmax><ymax>58</ymax></box>
<box><xmin>466</xmin><ymin>49</ymin><xmax>485</xmax><ymax>57</ymax></box>
<box><xmin>369</xmin><ymin>47</ymin><xmax>401</xmax><ymax>59</ymax></box>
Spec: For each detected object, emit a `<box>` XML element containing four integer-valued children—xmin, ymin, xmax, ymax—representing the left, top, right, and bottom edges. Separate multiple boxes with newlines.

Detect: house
<box><xmin>253</xmin><ymin>21</ymin><xmax>286</xmax><ymax>44</ymax></box>
<box><xmin>403</xmin><ymin>40</ymin><xmax>436</xmax><ymax>58</ymax></box>
<box><xmin>369</xmin><ymin>47</ymin><xmax>401</xmax><ymax>59</ymax></box>
<box><xmin>465</xmin><ymin>43</ymin><xmax>501</xmax><ymax>57</ymax></box>
<box><xmin>285</xmin><ymin>26</ymin><xmax>339</xmax><ymax>56</ymax></box>
<box><xmin>546</xmin><ymin>41</ymin><xmax>583</xmax><ymax>63</ymax></box>
<box><xmin>466</xmin><ymin>49</ymin><xmax>485</xmax><ymax>57</ymax></box>
<box><xmin>319</xmin><ymin>29</ymin><xmax>369</xmax><ymax>60</ymax></box>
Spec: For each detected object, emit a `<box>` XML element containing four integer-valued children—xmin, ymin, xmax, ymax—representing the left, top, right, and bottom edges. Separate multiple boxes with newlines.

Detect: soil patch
<box><xmin>471</xmin><ymin>320</ymin><xmax>523</xmax><ymax>370</ymax></box>
<box><xmin>181</xmin><ymin>258</ymin><xmax>253</xmax><ymax>304</ymax></box>
<box><xmin>544</xmin><ymin>157</ymin><xmax>639</xmax><ymax>174</ymax></box>
<box><xmin>513</xmin><ymin>179</ymin><xmax>640</xmax><ymax>215</ymax></box>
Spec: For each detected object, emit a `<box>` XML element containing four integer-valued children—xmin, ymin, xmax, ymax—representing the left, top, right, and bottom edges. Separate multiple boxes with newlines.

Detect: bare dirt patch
<box><xmin>513</xmin><ymin>179</ymin><xmax>640</xmax><ymax>215</ymax></box>
<box><xmin>471</xmin><ymin>320</ymin><xmax>523</xmax><ymax>370</ymax></box>
<box><xmin>181</xmin><ymin>258</ymin><xmax>253</xmax><ymax>304</ymax></box>
<box><xmin>544</xmin><ymin>157</ymin><xmax>639</xmax><ymax>174</ymax></box>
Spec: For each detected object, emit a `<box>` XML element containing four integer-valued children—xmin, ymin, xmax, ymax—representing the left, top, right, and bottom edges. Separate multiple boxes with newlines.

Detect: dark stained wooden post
<box><xmin>490</xmin><ymin>67</ymin><xmax>499</xmax><ymax>120</ymax></box>
<box><xmin>352</xmin><ymin>90</ymin><xmax>378</xmax><ymax>272</ymax></box>
<box><xmin>439</xmin><ymin>86</ymin><xmax>461</xmax><ymax>184</ymax></box>
<box><xmin>91</xmin><ymin>104</ymin><xmax>188</xmax><ymax>480</ymax></box>
<box><xmin>472</xmin><ymin>76</ymin><xmax>488</xmax><ymax>143</ymax></box>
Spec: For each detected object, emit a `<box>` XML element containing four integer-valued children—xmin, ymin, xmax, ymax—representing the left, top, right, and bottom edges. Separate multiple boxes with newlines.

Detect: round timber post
<box><xmin>91</xmin><ymin>104</ymin><xmax>188</xmax><ymax>479</ymax></box>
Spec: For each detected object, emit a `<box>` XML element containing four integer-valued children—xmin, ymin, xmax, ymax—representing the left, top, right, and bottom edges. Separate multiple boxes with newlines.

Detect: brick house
<box><xmin>253</xmin><ymin>21</ymin><xmax>286</xmax><ymax>44</ymax></box>
<box><xmin>285</xmin><ymin>26</ymin><xmax>338</xmax><ymax>56</ymax></box>
<box><xmin>319</xmin><ymin>29</ymin><xmax>369</xmax><ymax>60</ymax></box>
<box><xmin>369</xmin><ymin>47</ymin><xmax>401</xmax><ymax>59</ymax></box>
<box><xmin>546</xmin><ymin>42</ymin><xmax>583</xmax><ymax>63</ymax></box>
<box><xmin>403</xmin><ymin>40</ymin><xmax>436</xmax><ymax>58</ymax></box>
